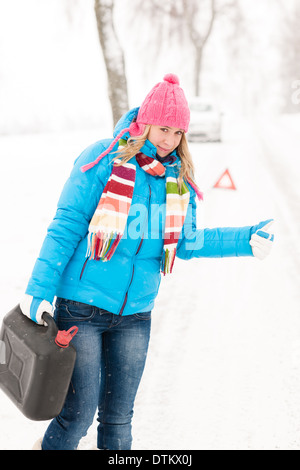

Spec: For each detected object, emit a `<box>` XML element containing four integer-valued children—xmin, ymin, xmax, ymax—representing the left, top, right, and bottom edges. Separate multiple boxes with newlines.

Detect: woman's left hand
<box><xmin>250</xmin><ymin>219</ymin><xmax>274</xmax><ymax>260</ymax></box>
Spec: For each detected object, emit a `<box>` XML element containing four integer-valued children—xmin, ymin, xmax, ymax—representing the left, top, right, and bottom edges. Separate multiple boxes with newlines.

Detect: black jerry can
<box><xmin>0</xmin><ymin>304</ymin><xmax>77</xmax><ymax>421</ymax></box>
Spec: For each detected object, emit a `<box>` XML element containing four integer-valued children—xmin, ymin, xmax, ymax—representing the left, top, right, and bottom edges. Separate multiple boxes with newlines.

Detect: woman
<box><xmin>21</xmin><ymin>74</ymin><xmax>274</xmax><ymax>450</ymax></box>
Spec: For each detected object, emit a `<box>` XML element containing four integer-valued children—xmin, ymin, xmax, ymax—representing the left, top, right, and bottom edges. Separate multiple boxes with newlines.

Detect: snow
<box><xmin>0</xmin><ymin>0</ymin><xmax>108</xmax><ymax>134</ymax></box>
<box><xmin>0</xmin><ymin>113</ymin><xmax>300</xmax><ymax>450</ymax></box>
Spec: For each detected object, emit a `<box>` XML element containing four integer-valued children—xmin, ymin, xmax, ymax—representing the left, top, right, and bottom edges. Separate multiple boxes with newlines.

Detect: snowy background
<box><xmin>0</xmin><ymin>0</ymin><xmax>300</xmax><ymax>450</ymax></box>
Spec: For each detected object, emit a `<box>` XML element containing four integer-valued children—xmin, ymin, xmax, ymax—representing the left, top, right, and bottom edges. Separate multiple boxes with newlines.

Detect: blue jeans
<box><xmin>42</xmin><ymin>298</ymin><xmax>151</xmax><ymax>450</ymax></box>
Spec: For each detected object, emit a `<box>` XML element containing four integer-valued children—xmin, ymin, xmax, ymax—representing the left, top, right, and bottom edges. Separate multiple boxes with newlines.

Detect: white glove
<box><xmin>250</xmin><ymin>219</ymin><xmax>274</xmax><ymax>260</ymax></box>
<box><xmin>20</xmin><ymin>294</ymin><xmax>54</xmax><ymax>326</ymax></box>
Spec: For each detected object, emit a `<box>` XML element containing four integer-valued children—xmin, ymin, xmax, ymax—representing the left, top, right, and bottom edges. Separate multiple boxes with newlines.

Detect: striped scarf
<box><xmin>86</xmin><ymin>149</ymin><xmax>190</xmax><ymax>275</ymax></box>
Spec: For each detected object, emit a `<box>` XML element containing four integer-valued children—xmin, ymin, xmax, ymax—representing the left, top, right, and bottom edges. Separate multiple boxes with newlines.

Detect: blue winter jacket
<box><xmin>25</xmin><ymin>108</ymin><xmax>255</xmax><ymax>316</ymax></box>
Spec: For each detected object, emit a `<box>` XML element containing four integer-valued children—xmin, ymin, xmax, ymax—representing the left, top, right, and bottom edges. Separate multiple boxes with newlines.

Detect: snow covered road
<box><xmin>0</xmin><ymin>115</ymin><xmax>299</xmax><ymax>450</ymax></box>
<box><xmin>133</xmin><ymin>114</ymin><xmax>300</xmax><ymax>450</ymax></box>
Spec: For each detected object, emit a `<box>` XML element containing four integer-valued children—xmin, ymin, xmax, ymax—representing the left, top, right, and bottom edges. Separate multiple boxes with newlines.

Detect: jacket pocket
<box><xmin>79</xmin><ymin>258</ymin><xmax>89</xmax><ymax>280</ymax></box>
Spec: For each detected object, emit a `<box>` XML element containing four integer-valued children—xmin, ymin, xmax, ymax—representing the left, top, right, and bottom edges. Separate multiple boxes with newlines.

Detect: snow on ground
<box><xmin>0</xmin><ymin>114</ymin><xmax>300</xmax><ymax>450</ymax></box>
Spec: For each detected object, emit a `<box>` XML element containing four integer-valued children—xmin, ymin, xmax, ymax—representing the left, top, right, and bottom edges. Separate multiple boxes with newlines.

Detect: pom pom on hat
<box><xmin>128</xmin><ymin>121</ymin><xmax>146</xmax><ymax>137</ymax></box>
<box><xmin>163</xmin><ymin>73</ymin><xmax>180</xmax><ymax>85</ymax></box>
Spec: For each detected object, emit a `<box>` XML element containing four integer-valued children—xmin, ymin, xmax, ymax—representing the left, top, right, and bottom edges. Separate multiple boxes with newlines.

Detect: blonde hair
<box><xmin>114</xmin><ymin>125</ymin><xmax>198</xmax><ymax>194</ymax></box>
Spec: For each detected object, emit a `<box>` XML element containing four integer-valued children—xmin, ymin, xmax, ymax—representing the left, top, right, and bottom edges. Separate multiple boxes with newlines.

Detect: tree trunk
<box><xmin>94</xmin><ymin>0</ymin><xmax>129</xmax><ymax>127</ymax></box>
<box><xmin>194</xmin><ymin>48</ymin><xmax>203</xmax><ymax>96</ymax></box>
<box><xmin>182</xmin><ymin>0</ymin><xmax>216</xmax><ymax>97</ymax></box>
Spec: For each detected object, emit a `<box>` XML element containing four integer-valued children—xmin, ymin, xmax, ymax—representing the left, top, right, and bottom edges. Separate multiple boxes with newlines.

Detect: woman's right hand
<box><xmin>20</xmin><ymin>294</ymin><xmax>54</xmax><ymax>326</ymax></box>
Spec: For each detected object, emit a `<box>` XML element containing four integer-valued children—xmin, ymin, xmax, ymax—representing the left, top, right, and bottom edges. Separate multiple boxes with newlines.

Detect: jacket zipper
<box><xmin>118</xmin><ymin>236</ymin><xmax>144</xmax><ymax>316</ymax></box>
<box><xmin>80</xmin><ymin>184</ymin><xmax>152</xmax><ymax>315</ymax></box>
<box><xmin>118</xmin><ymin>184</ymin><xmax>152</xmax><ymax>316</ymax></box>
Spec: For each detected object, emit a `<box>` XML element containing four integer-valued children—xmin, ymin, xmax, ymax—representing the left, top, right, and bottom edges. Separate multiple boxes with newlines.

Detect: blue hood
<box><xmin>113</xmin><ymin>107</ymin><xmax>139</xmax><ymax>139</ymax></box>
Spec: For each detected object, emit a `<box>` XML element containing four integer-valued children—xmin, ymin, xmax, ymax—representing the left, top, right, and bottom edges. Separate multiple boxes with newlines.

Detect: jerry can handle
<box><xmin>42</xmin><ymin>312</ymin><xmax>58</xmax><ymax>338</ymax></box>
<box><xmin>41</xmin><ymin>312</ymin><xmax>78</xmax><ymax>348</ymax></box>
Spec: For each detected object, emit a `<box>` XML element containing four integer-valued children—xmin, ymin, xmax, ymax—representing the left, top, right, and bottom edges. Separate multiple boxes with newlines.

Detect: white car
<box><xmin>188</xmin><ymin>99</ymin><xmax>222</xmax><ymax>142</ymax></box>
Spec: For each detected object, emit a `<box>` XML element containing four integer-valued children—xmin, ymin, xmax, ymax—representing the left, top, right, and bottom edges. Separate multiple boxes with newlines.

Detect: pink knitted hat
<box><xmin>129</xmin><ymin>73</ymin><xmax>190</xmax><ymax>137</ymax></box>
<box><xmin>81</xmin><ymin>74</ymin><xmax>191</xmax><ymax>173</ymax></box>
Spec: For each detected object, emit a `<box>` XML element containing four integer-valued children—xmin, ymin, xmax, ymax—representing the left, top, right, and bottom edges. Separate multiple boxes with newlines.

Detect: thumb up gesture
<box><xmin>250</xmin><ymin>219</ymin><xmax>274</xmax><ymax>260</ymax></box>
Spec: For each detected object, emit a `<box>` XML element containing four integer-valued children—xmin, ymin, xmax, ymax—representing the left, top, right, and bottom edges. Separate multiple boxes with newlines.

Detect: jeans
<box><xmin>42</xmin><ymin>298</ymin><xmax>151</xmax><ymax>450</ymax></box>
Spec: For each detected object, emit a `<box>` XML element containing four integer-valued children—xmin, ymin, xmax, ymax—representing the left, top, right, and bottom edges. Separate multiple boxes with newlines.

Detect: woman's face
<box><xmin>148</xmin><ymin>125</ymin><xmax>184</xmax><ymax>157</ymax></box>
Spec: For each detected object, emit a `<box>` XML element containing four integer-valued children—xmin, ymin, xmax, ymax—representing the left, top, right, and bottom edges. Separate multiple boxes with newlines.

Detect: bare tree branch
<box><xmin>125</xmin><ymin>0</ymin><xmax>240</xmax><ymax>96</ymax></box>
<box><xmin>182</xmin><ymin>0</ymin><xmax>217</xmax><ymax>95</ymax></box>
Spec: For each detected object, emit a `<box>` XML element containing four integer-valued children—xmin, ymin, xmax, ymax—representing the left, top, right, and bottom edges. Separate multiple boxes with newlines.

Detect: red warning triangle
<box><xmin>213</xmin><ymin>169</ymin><xmax>237</xmax><ymax>190</ymax></box>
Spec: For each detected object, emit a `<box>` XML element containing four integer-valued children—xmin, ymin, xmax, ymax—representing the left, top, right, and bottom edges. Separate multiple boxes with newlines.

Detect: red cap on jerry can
<box><xmin>55</xmin><ymin>326</ymin><xmax>78</xmax><ymax>349</ymax></box>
